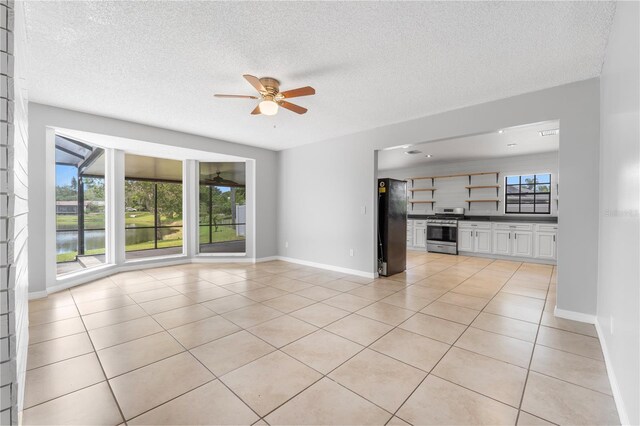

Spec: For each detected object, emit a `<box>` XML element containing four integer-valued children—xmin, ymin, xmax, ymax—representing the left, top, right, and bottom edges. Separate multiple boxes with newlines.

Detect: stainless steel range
<box><xmin>426</xmin><ymin>207</ymin><xmax>465</xmax><ymax>255</ymax></box>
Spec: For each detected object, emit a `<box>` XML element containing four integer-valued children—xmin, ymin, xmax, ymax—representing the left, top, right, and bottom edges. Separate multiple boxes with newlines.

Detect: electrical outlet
<box><xmin>285</xmin><ymin>241</ymin><xmax>288</xmax><ymax>248</ymax></box>
<box><xmin>349</xmin><ymin>248</ymin><xmax>354</xmax><ymax>257</ymax></box>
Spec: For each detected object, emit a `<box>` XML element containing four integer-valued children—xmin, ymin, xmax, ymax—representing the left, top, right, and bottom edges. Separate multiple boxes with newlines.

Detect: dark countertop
<box><xmin>408</xmin><ymin>214</ymin><xmax>558</xmax><ymax>224</ymax></box>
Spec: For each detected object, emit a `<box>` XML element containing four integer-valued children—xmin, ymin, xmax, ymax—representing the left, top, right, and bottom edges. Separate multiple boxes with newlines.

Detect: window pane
<box><xmin>506</xmin><ymin>176</ymin><xmax>519</xmax><ymax>185</ymax></box>
<box><xmin>535</xmin><ymin>201</ymin><xmax>550</xmax><ymax>213</ymax></box>
<box><xmin>506</xmin><ymin>195</ymin><xmax>520</xmax><ymax>204</ymax></box>
<box><xmin>157</xmin><ymin>182</ymin><xmax>183</xmax><ymax>227</ymax></box>
<box><xmin>199</xmin><ymin>186</ymin><xmax>210</xmax><ymax>225</ymax></box>
<box><xmin>56</xmin><ymin>142</ymin><xmax>106</xmax><ymax>275</ymax></box>
<box><xmin>521</xmin><ymin>175</ymin><xmax>535</xmax><ymax>184</ymax></box>
<box><xmin>536</xmin><ymin>184</ymin><xmax>551</xmax><ymax>193</ymax></box>
<box><xmin>506</xmin><ymin>185</ymin><xmax>520</xmax><ymax>194</ymax></box>
<box><xmin>199</xmin><ymin>162</ymin><xmax>246</xmax><ymax>253</ymax></box>
<box><xmin>506</xmin><ymin>203</ymin><xmax>520</xmax><ymax>213</ymax></box>
<box><xmin>535</xmin><ymin>174</ymin><xmax>551</xmax><ymax>184</ymax></box>
<box><xmin>520</xmin><ymin>204</ymin><xmax>535</xmax><ymax>213</ymax></box>
<box><xmin>124</xmin><ymin>154</ymin><xmax>183</xmax><ymax>259</ymax></box>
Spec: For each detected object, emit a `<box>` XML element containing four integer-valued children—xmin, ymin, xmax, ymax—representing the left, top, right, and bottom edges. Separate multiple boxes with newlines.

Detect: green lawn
<box><xmin>57</xmin><ymin>211</ymin><xmax>183</xmax><ymax>230</ymax></box>
<box><xmin>199</xmin><ymin>225</ymin><xmax>245</xmax><ymax>244</ymax></box>
<box><xmin>56</xmin><ymin>215</ymin><xmax>245</xmax><ymax>263</ymax></box>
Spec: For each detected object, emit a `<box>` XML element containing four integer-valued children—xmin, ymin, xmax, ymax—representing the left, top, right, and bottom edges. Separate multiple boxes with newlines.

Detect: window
<box><xmin>55</xmin><ymin>135</ymin><xmax>106</xmax><ymax>276</ymax></box>
<box><xmin>124</xmin><ymin>154</ymin><xmax>183</xmax><ymax>259</ymax></box>
<box><xmin>198</xmin><ymin>162</ymin><xmax>246</xmax><ymax>254</ymax></box>
<box><xmin>505</xmin><ymin>174</ymin><xmax>551</xmax><ymax>214</ymax></box>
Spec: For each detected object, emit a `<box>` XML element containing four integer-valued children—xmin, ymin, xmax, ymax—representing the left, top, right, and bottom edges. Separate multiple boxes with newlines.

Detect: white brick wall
<box><xmin>0</xmin><ymin>1</ymin><xmax>28</xmax><ymax>424</ymax></box>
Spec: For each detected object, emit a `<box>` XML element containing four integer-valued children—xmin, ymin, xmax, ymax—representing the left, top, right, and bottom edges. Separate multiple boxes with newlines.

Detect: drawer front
<box><xmin>414</xmin><ymin>220</ymin><xmax>426</xmax><ymax>227</ymax></box>
<box><xmin>492</xmin><ymin>223</ymin><xmax>533</xmax><ymax>231</ymax></box>
<box><xmin>536</xmin><ymin>224</ymin><xmax>558</xmax><ymax>233</ymax></box>
<box><xmin>459</xmin><ymin>221</ymin><xmax>491</xmax><ymax>230</ymax></box>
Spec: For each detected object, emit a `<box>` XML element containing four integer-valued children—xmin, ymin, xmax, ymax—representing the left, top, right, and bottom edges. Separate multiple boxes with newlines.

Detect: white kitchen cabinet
<box><xmin>458</xmin><ymin>228</ymin><xmax>473</xmax><ymax>251</ymax></box>
<box><xmin>458</xmin><ymin>222</ymin><xmax>492</xmax><ymax>253</ymax></box>
<box><xmin>513</xmin><ymin>231</ymin><xmax>533</xmax><ymax>257</ymax></box>
<box><xmin>407</xmin><ymin>220</ymin><xmax>414</xmax><ymax>247</ymax></box>
<box><xmin>413</xmin><ymin>226</ymin><xmax>426</xmax><ymax>248</ymax></box>
<box><xmin>493</xmin><ymin>229</ymin><xmax>511</xmax><ymax>256</ymax></box>
<box><xmin>492</xmin><ymin>224</ymin><xmax>534</xmax><ymax>257</ymax></box>
<box><xmin>475</xmin><ymin>229</ymin><xmax>492</xmax><ymax>253</ymax></box>
<box><xmin>535</xmin><ymin>224</ymin><xmax>557</xmax><ymax>260</ymax></box>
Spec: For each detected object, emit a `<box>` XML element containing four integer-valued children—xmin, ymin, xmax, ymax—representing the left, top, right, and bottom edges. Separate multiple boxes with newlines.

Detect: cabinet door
<box><xmin>493</xmin><ymin>230</ymin><xmax>511</xmax><ymax>256</ymax></box>
<box><xmin>536</xmin><ymin>232</ymin><xmax>556</xmax><ymax>260</ymax></box>
<box><xmin>413</xmin><ymin>227</ymin><xmax>426</xmax><ymax>248</ymax></box>
<box><xmin>475</xmin><ymin>229</ymin><xmax>492</xmax><ymax>253</ymax></box>
<box><xmin>458</xmin><ymin>229</ymin><xmax>474</xmax><ymax>252</ymax></box>
<box><xmin>513</xmin><ymin>231</ymin><xmax>533</xmax><ymax>257</ymax></box>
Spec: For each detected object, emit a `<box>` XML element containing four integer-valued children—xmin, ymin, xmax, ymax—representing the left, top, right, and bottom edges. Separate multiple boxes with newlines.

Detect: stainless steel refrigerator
<box><xmin>378</xmin><ymin>178</ymin><xmax>407</xmax><ymax>276</ymax></box>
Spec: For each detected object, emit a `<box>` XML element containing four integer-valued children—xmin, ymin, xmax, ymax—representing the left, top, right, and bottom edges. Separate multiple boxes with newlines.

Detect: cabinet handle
<box><xmin>553</xmin><ymin>235</ymin><xmax>556</xmax><ymax>242</ymax></box>
<box><xmin>508</xmin><ymin>233</ymin><xmax>510</xmax><ymax>239</ymax></box>
<box><xmin>515</xmin><ymin>233</ymin><xmax>517</xmax><ymax>240</ymax></box>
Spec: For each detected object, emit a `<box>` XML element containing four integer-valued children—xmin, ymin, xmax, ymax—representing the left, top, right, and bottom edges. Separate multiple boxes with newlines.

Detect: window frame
<box><xmin>504</xmin><ymin>173</ymin><xmax>552</xmax><ymax>215</ymax></box>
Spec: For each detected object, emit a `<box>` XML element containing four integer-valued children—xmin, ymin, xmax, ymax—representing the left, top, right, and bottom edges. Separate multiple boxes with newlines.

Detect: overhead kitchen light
<box><xmin>404</xmin><ymin>150</ymin><xmax>422</xmax><ymax>155</ymax></box>
<box><xmin>507</xmin><ymin>143</ymin><xmax>517</xmax><ymax>148</ymax></box>
<box><xmin>426</xmin><ymin>154</ymin><xmax>433</xmax><ymax>158</ymax></box>
<box><xmin>498</xmin><ymin>129</ymin><xmax>505</xmax><ymax>134</ymax></box>
<box><xmin>539</xmin><ymin>129</ymin><xmax>559</xmax><ymax>136</ymax></box>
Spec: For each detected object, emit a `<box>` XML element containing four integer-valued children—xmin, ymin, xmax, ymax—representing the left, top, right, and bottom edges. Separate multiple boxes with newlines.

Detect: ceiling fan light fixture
<box><xmin>259</xmin><ymin>99</ymin><xmax>279</xmax><ymax>116</ymax></box>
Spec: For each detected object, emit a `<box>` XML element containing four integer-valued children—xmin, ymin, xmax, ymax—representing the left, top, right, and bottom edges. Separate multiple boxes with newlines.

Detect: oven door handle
<box><xmin>427</xmin><ymin>223</ymin><xmax>458</xmax><ymax>227</ymax></box>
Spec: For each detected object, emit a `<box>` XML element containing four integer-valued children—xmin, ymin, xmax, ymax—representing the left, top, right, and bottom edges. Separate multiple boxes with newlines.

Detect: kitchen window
<box><xmin>505</xmin><ymin>174</ymin><xmax>551</xmax><ymax>214</ymax></box>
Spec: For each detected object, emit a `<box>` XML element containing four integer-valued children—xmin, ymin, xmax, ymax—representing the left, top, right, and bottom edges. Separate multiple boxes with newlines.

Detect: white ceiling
<box><xmin>378</xmin><ymin>120</ymin><xmax>559</xmax><ymax>170</ymax></box>
<box><xmin>25</xmin><ymin>2</ymin><xmax>615</xmax><ymax>151</ymax></box>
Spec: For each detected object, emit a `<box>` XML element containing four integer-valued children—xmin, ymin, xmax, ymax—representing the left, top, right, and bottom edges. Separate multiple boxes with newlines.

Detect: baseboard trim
<box><xmin>255</xmin><ymin>256</ymin><xmax>279</xmax><ymax>263</ymax></box>
<box><xmin>595</xmin><ymin>319</ymin><xmax>630</xmax><ymax>425</ymax></box>
<box><xmin>28</xmin><ymin>291</ymin><xmax>48</xmax><ymax>300</ymax></box>
<box><xmin>276</xmin><ymin>256</ymin><xmax>377</xmax><ymax>279</ymax></box>
<box><xmin>553</xmin><ymin>307</ymin><xmax>597</xmax><ymax>324</ymax></box>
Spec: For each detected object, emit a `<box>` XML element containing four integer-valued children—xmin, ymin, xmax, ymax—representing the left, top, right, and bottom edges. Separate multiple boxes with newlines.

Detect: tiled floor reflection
<box><xmin>24</xmin><ymin>252</ymin><xmax>619</xmax><ymax>425</ymax></box>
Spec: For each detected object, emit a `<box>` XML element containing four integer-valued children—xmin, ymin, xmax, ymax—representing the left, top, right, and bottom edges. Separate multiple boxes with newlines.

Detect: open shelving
<box><xmin>405</xmin><ymin>171</ymin><xmax>501</xmax><ymax>212</ymax></box>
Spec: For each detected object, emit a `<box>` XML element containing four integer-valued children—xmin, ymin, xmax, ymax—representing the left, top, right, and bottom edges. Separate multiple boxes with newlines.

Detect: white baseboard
<box><xmin>553</xmin><ymin>306</ymin><xmax>597</xmax><ymax>324</ymax></box>
<box><xmin>276</xmin><ymin>256</ymin><xmax>377</xmax><ymax>279</ymax></box>
<box><xmin>255</xmin><ymin>256</ymin><xmax>279</xmax><ymax>263</ymax></box>
<box><xmin>595</xmin><ymin>319</ymin><xmax>629</xmax><ymax>425</ymax></box>
<box><xmin>28</xmin><ymin>291</ymin><xmax>48</xmax><ymax>300</ymax></box>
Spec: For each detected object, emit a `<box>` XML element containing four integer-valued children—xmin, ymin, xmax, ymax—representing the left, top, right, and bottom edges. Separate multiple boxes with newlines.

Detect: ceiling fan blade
<box><xmin>279</xmin><ymin>101</ymin><xmax>308</xmax><ymax>115</ymax></box>
<box><xmin>250</xmin><ymin>105</ymin><xmax>261</xmax><ymax>115</ymax></box>
<box><xmin>280</xmin><ymin>86</ymin><xmax>315</xmax><ymax>99</ymax></box>
<box><xmin>243</xmin><ymin>74</ymin><xmax>267</xmax><ymax>93</ymax></box>
<box><xmin>214</xmin><ymin>94</ymin><xmax>258</xmax><ymax>99</ymax></box>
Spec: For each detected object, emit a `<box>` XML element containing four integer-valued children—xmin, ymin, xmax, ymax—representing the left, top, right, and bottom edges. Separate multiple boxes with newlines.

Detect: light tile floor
<box><xmin>23</xmin><ymin>252</ymin><xmax>620</xmax><ymax>425</ymax></box>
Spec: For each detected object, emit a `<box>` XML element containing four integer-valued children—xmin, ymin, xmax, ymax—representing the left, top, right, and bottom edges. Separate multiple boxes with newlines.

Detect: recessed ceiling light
<box><xmin>426</xmin><ymin>154</ymin><xmax>433</xmax><ymax>158</ymax></box>
<box><xmin>498</xmin><ymin>130</ymin><xmax>504</xmax><ymax>134</ymax></box>
<box><xmin>539</xmin><ymin>129</ymin><xmax>559</xmax><ymax>136</ymax></box>
<box><xmin>507</xmin><ymin>143</ymin><xmax>517</xmax><ymax>148</ymax></box>
<box><xmin>404</xmin><ymin>150</ymin><xmax>422</xmax><ymax>155</ymax></box>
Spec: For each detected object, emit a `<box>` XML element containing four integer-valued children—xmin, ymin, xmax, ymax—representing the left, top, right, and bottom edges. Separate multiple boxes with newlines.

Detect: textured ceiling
<box><xmin>25</xmin><ymin>1</ymin><xmax>615</xmax><ymax>151</ymax></box>
<box><xmin>378</xmin><ymin>120</ymin><xmax>559</xmax><ymax>170</ymax></box>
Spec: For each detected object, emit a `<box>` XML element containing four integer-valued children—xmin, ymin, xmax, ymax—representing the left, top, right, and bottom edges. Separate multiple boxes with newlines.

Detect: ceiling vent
<box><xmin>404</xmin><ymin>150</ymin><xmax>422</xmax><ymax>155</ymax></box>
<box><xmin>539</xmin><ymin>129</ymin><xmax>559</xmax><ymax>136</ymax></box>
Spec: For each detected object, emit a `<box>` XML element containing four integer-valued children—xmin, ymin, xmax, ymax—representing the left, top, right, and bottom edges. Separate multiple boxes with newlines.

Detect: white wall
<box><xmin>597</xmin><ymin>2</ymin><xmax>640</xmax><ymax>424</ymax></box>
<box><xmin>278</xmin><ymin>78</ymin><xmax>600</xmax><ymax>316</ymax></box>
<box><xmin>28</xmin><ymin>104</ymin><xmax>279</xmax><ymax>294</ymax></box>
<box><xmin>0</xmin><ymin>1</ymin><xmax>29</xmax><ymax>422</ymax></box>
<box><xmin>380</xmin><ymin>152</ymin><xmax>559</xmax><ymax>217</ymax></box>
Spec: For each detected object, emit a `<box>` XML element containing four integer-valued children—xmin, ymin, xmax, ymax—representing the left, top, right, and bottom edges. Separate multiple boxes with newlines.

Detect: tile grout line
<box><xmin>27</xmin><ymin>257</ymin><xmax>588</xmax><ymax>426</ymax></box>
<box><xmin>388</xmin><ymin>258</ymin><xmax>527</xmax><ymax>425</ymax></box>
<box><xmin>514</xmin><ymin>268</ymin><xmax>554</xmax><ymax>426</ymax></box>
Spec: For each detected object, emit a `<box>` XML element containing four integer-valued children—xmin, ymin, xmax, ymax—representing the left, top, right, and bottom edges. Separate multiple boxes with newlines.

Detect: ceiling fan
<box><xmin>202</xmin><ymin>171</ymin><xmax>243</xmax><ymax>188</ymax></box>
<box><xmin>215</xmin><ymin>74</ymin><xmax>315</xmax><ymax>116</ymax></box>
